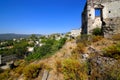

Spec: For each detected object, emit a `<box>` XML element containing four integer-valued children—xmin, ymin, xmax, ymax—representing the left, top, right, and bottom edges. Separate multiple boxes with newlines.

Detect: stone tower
<box><xmin>81</xmin><ymin>0</ymin><xmax>120</xmax><ymax>38</ymax></box>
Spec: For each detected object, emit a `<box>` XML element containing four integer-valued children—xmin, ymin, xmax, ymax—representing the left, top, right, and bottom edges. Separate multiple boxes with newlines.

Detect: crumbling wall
<box><xmin>81</xmin><ymin>0</ymin><xmax>120</xmax><ymax>37</ymax></box>
<box><xmin>81</xmin><ymin>4</ymin><xmax>88</xmax><ymax>34</ymax></box>
<box><xmin>102</xmin><ymin>17</ymin><xmax>120</xmax><ymax>37</ymax></box>
<box><xmin>102</xmin><ymin>1</ymin><xmax>120</xmax><ymax>37</ymax></box>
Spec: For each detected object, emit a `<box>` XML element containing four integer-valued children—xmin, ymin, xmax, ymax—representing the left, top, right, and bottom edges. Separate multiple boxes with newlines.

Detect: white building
<box><xmin>27</xmin><ymin>47</ymin><xmax>34</xmax><ymax>52</ymax></box>
<box><xmin>70</xmin><ymin>29</ymin><xmax>81</xmax><ymax>37</ymax></box>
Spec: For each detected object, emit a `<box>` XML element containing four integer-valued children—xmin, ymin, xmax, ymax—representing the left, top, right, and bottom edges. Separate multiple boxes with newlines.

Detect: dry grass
<box><xmin>0</xmin><ymin>69</ymin><xmax>10</xmax><ymax>80</ymax></box>
<box><xmin>72</xmin><ymin>42</ymin><xmax>86</xmax><ymax>56</ymax></box>
<box><xmin>61</xmin><ymin>58</ymin><xmax>88</xmax><ymax>80</ymax></box>
<box><xmin>112</xmin><ymin>33</ymin><xmax>120</xmax><ymax>41</ymax></box>
<box><xmin>91</xmin><ymin>35</ymin><xmax>103</xmax><ymax>42</ymax></box>
<box><xmin>23</xmin><ymin>63</ymin><xmax>43</xmax><ymax>79</ymax></box>
<box><xmin>90</xmin><ymin>38</ymin><xmax>114</xmax><ymax>52</ymax></box>
<box><xmin>103</xmin><ymin>42</ymin><xmax>120</xmax><ymax>59</ymax></box>
<box><xmin>55</xmin><ymin>59</ymin><xmax>62</xmax><ymax>73</ymax></box>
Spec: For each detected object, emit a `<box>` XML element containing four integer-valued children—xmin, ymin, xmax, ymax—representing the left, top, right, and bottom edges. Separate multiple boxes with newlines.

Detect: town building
<box><xmin>70</xmin><ymin>29</ymin><xmax>81</xmax><ymax>37</ymax></box>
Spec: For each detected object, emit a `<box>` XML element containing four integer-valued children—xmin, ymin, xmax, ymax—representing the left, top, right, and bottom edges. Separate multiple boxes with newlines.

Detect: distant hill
<box><xmin>0</xmin><ymin>33</ymin><xmax>42</xmax><ymax>40</ymax></box>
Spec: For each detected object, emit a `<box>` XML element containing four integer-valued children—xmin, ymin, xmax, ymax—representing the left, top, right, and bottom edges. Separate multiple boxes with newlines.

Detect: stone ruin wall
<box><xmin>81</xmin><ymin>0</ymin><xmax>120</xmax><ymax>38</ymax></box>
<box><xmin>102</xmin><ymin>1</ymin><xmax>120</xmax><ymax>37</ymax></box>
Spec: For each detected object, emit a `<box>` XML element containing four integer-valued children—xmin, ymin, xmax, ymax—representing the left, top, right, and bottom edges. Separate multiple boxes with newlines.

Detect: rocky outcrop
<box><xmin>88</xmin><ymin>55</ymin><xmax>119</xmax><ymax>80</ymax></box>
<box><xmin>87</xmin><ymin>46</ymin><xmax>102</xmax><ymax>54</ymax></box>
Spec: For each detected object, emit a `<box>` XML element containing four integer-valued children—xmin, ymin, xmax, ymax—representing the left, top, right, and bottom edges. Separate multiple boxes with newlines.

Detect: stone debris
<box><xmin>42</xmin><ymin>70</ymin><xmax>49</xmax><ymax>80</ymax></box>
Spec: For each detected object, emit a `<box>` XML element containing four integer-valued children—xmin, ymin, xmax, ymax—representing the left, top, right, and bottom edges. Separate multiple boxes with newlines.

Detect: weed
<box><xmin>23</xmin><ymin>64</ymin><xmax>42</xmax><ymax>79</ymax></box>
<box><xmin>61</xmin><ymin>58</ymin><xmax>88</xmax><ymax>80</ymax></box>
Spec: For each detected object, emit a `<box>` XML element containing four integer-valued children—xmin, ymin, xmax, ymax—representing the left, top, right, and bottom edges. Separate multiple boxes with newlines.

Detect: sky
<box><xmin>0</xmin><ymin>0</ymin><xmax>86</xmax><ymax>34</ymax></box>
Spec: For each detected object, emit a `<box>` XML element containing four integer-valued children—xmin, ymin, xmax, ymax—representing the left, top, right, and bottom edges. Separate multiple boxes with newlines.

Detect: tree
<box><xmin>13</xmin><ymin>40</ymin><xmax>28</xmax><ymax>57</ymax></box>
<box><xmin>30</xmin><ymin>34</ymin><xmax>37</xmax><ymax>41</ymax></box>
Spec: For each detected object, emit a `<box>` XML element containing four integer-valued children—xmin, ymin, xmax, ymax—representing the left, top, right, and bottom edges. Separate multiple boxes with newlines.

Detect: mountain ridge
<box><xmin>0</xmin><ymin>33</ymin><xmax>42</xmax><ymax>40</ymax></box>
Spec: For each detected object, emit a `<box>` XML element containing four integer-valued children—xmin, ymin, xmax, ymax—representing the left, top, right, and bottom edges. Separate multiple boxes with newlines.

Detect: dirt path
<box><xmin>32</xmin><ymin>40</ymin><xmax>77</xmax><ymax>80</ymax></box>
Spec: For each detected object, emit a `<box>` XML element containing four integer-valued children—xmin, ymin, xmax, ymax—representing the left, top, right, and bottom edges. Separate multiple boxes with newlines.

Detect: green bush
<box><xmin>92</xmin><ymin>27</ymin><xmax>102</xmax><ymax>36</ymax></box>
<box><xmin>62</xmin><ymin>58</ymin><xmax>88</xmax><ymax>80</ymax></box>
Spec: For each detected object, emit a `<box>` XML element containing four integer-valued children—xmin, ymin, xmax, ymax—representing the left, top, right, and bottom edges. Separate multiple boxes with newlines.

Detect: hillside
<box><xmin>0</xmin><ymin>35</ymin><xmax>120</xmax><ymax>80</ymax></box>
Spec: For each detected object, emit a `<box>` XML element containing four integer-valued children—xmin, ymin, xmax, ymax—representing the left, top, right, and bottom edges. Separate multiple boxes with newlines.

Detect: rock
<box><xmin>88</xmin><ymin>46</ymin><xmax>102</xmax><ymax>55</ymax></box>
<box><xmin>88</xmin><ymin>55</ymin><xmax>119</xmax><ymax>80</ymax></box>
<box><xmin>47</xmin><ymin>71</ymin><xmax>64</xmax><ymax>80</ymax></box>
<box><xmin>88</xmin><ymin>46</ymin><xmax>96</xmax><ymax>53</ymax></box>
<box><xmin>82</xmin><ymin>54</ymin><xmax>89</xmax><ymax>59</ymax></box>
<box><xmin>42</xmin><ymin>70</ymin><xmax>49</xmax><ymax>80</ymax></box>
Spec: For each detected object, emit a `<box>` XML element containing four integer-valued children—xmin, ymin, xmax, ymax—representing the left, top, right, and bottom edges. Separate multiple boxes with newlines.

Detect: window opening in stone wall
<box><xmin>95</xmin><ymin>9</ymin><xmax>101</xmax><ymax>17</ymax></box>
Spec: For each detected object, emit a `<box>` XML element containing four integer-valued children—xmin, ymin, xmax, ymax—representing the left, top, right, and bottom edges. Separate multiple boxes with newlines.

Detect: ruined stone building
<box><xmin>81</xmin><ymin>0</ymin><xmax>120</xmax><ymax>37</ymax></box>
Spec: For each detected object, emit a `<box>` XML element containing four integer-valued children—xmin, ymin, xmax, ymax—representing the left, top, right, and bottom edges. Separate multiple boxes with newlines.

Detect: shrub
<box><xmin>62</xmin><ymin>58</ymin><xmax>88</xmax><ymax>80</ymax></box>
<box><xmin>23</xmin><ymin>64</ymin><xmax>42</xmax><ymax>79</ymax></box>
<box><xmin>92</xmin><ymin>27</ymin><xmax>102</xmax><ymax>36</ymax></box>
<box><xmin>91</xmin><ymin>35</ymin><xmax>103</xmax><ymax>42</ymax></box>
<box><xmin>103</xmin><ymin>43</ymin><xmax>120</xmax><ymax>59</ymax></box>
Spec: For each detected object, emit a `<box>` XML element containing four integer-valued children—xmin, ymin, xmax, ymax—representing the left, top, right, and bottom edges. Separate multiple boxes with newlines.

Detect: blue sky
<box><xmin>0</xmin><ymin>0</ymin><xmax>86</xmax><ymax>34</ymax></box>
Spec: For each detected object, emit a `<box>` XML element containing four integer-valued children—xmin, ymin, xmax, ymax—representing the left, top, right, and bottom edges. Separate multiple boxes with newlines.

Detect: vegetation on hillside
<box><xmin>103</xmin><ymin>42</ymin><xmax>120</xmax><ymax>59</ymax></box>
<box><xmin>0</xmin><ymin>39</ymin><xmax>28</xmax><ymax>57</ymax></box>
<box><xmin>23</xmin><ymin>64</ymin><xmax>42</xmax><ymax>79</ymax></box>
<box><xmin>61</xmin><ymin>58</ymin><xmax>88</xmax><ymax>80</ymax></box>
<box><xmin>1</xmin><ymin>33</ymin><xmax>120</xmax><ymax>80</ymax></box>
<box><xmin>26</xmin><ymin>38</ymin><xmax>66</xmax><ymax>61</ymax></box>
